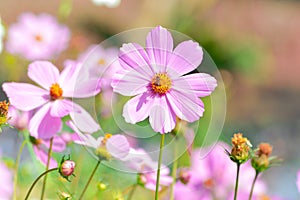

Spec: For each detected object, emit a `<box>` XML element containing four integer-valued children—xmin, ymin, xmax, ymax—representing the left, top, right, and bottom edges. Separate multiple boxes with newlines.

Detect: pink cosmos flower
<box><xmin>78</xmin><ymin>45</ymin><xmax>120</xmax><ymax>117</ymax></box>
<box><xmin>297</xmin><ymin>170</ymin><xmax>300</xmax><ymax>193</ymax></box>
<box><xmin>174</xmin><ymin>142</ymin><xmax>266</xmax><ymax>200</ymax></box>
<box><xmin>3</xmin><ymin>61</ymin><xmax>100</xmax><ymax>139</ymax></box>
<box><xmin>68</xmin><ymin>121</ymin><xmax>130</xmax><ymax>160</ymax></box>
<box><xmin>8</xmin><ymin>106</ymin><xmax>31</xmax><ymax>131</ymax></box>
<box><xmin>30</xmin><ymin>135</ymin><xmax>66</xmax><ymax>168</ymax></box>
<box><xmin>112</xmin><ymin>26</ymin><xmax>217</xmax><ymax>133</ymax></box>
<box><xmin>0</xmin><ymin>154</ymin><xmax>13</xmax><ymax>200</ymax></box>
<box><xmin>124</xmin><ymin>148</ymin><xmax>173</xmax><ymax>191</ymax></box>
<box><xmin>6</xmin><ymin>13</ymin><xmax>70</xmax><ymax>60</ymax></box>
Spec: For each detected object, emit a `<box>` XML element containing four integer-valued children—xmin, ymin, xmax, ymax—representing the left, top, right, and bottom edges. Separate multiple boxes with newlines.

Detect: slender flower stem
<box><xmin>40</xmin><ymin>137</ymin><xmax>54</xmax><ymax>200</ymax></box>
<box><xmin>127</xmin><ymin>184</ymin><xmax>137</xmax><ymax>200</ymax></box>
<box><xmin>170</xmin><ymin>138</ymin><xmax>178</xmax><ymax>200</ymax></box>
<box><xmin>248</xmin><ymin>171</ymin><xmax>259</xmax><ymax>200</ymax></box>
<box><xmin>233</xmin><ymin>163</ymin><xmax>241</xmax><ymax>200</ymax></box>
<box><xmin>24</xmin><ymin>168</ymin><xmax>58</xmax><ymax>200</ymax></box>
<box><xmin>79</xmin><ymin>160</ymin><xmax>101</xmax><ymax>200</ymax></box>
<box><xmin>13</xmin><ymin>140</ymin><xmax>27</xmax><ymax>200</ymax></box>
<box><xmin>155</xmin><ymin>134</ymin><xmax>165</xmax><ymax>200</ymax></box>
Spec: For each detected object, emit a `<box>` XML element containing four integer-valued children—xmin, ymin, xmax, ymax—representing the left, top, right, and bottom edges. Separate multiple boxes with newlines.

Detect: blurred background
<box><xmin>0</xmin><ymin>0</ymin><xmax>299</xmax><ymax>199</ymax></box>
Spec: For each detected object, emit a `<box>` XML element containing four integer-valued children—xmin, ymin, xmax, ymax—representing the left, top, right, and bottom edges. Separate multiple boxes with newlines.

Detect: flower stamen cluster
<box><xmin>151</xmin><ymin>73</ymin><xmax>172</xmax><ymax>94</ymax></box>
<box><xmin>0</xmin><ymin>101</ymin><xmax>10</xmax><ymax>126</ymax></box>
<box><xmin>251</xmin><ymin>143</ymin><xmax>277</xmax><ymax>172</ymax></box>
<box><xmin>229</xmin><ymin>133</ymin><xmax>252</xmax><ymax>164</ymax></box>
<box><xmin>50</xmin><ymin>83</ymin><xmax>63</xmax><ymax>100</ymax></box>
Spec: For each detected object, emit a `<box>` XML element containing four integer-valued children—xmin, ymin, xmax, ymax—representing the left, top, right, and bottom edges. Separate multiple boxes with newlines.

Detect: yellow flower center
<box><xmin>34</xmin><ymin>34</ymin><xmax>43</xmax><ymax>42</ymax></box>
<box><xmin>50</xmin><ymin>83</ymin><xmax>63</xmax><ymax>100</ymax></box>
<box><xmin>203</xmin><ymin>178</ymin><xmax>214</xmax><ymax>189</ymax></box>
<box><xmin>29</xmin><ymin>136</ymin><xmax>43</xmax><ymax>146</ymax></box>
<box><xmin>151</xmin><ymin>73</ymin><xmax>172</xmax><ymax>94</ymax></box>
<box><xmin>0</xmin><ymin>101</ymin><xmax>9</xmax><ymax>117</ymax></box>
<box><xmin>101</xmin><ymin>133</ymin><xmax>112</xmax><ymax>145</ymax></box>
<box><xmin>0</xmin><ymin>101</ymin><xmax>9</xmax><ymax>125</ymax></box>
<box><xmin>98</xmin><ymin>58</ymin><xmax>106</xmax><ymax>65</ymax></box>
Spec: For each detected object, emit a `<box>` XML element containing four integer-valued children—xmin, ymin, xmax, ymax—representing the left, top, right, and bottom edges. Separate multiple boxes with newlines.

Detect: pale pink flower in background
<box><xmin>91</xmin><ymin>0</ymin><xmax>121</xmax><ymax>8</ymax></box>
<box><xmin>77</xmin><ymin>45</ymin><xmax>120</xmax><ymax>88</ymax></box>
<box><xmin>174</xmin><ymin>142</ymin><xmax>266</xmax><ymax>200</ymax></box>
<box><xmin>124</xmin><ymin>148</ymin><xmax>173</xmax><ymax>191</ymax></box>
<box><xmin>297</xmin><ymin>170</ymin><xmax>300</xmax><ymax>193</ymax></box>
<box><xmin>68</xmin><ymin>121</ymin><xmax>130</xmax><ymax>160</ymax></box>
<box><xmin>0</xmin><ymin>17</ymin><xmax>5</xmax><ymax>53</ymax></box>
<box><xmin>0</xmin><ymin>155</ymin><xmax>13</xmax><ymax>200</ymax></box>
<box><xmin>30</xmin><ymin>135</ymin><xmax>66</xmax><ymax>168</ymax></box>
<box><xmin>8</xmin><ymin>106</ymin><xmax>31</xmax><ymax>131</ymax></box>
<box><xmin>75</xmin><ymin>45</ymin><xmax>120</xmax><ymax>117</ymax></box>
<box><xmin>3</xmin><ymin>61</ymin><xmax>100</xmax><ymax>139</ymax></box>
<box><xmin>6</xmin><ymin>13</ymin><xmax>70</xmax><ymax>60</ymax></box>
<box><xmin>112</xmin><ymin>26</ymin><xmax>217</xmax><ymax>133</ymax></box>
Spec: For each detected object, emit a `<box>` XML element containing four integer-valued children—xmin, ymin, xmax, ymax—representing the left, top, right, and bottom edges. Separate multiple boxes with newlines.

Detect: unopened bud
<box><xmin>59</xmin><ymin>155</ymin><xmax>75</xmax><ymax>181</ymax></box>
<box><xmin>179</xmin><ymin>169</ymin><xmax>191</xmax><ymax>184</ymax></box>
<box><xmin>60</xmin><ymin>160</ymin><xmax>75</xmax><ymax>177</ymax></box>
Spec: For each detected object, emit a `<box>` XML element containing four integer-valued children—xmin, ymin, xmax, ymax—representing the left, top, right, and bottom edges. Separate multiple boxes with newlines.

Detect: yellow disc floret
<box><xmin>98</xmin><ymin>58</ymin><xmax>106</xmax><ymax>65</ymax></box>
<box><xmin>151</xmin><ymin>73</ymin><xmax>172</xmax><ymax>94</ymax></box>
<box><xmin>0</xmin><ymin>101</ymin><xmax>10</xmax><ymax>125</ymax></box>
<box><xmin>50</xmin><ymin>83</ymin><xmax>63</xmax><ymax>100</ymax></box>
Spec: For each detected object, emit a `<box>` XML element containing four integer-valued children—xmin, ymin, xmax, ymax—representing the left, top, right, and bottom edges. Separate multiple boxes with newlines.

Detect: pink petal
<box><xmin>43</xmin><ymin>136</ymin><xmax>66</xmax><ymax>152</ymax></box>
<box><xmin>50</xmin><ymin>99</ymin><xmax>74</xmax><ymax>117</ymax></box>
<box><xmin>60</xmin><ymin>61</ymin><xmax>101</xmax><ymax>98</ymax></box>
<box><xmin>167</xmin><ymin>40</ymin><xmax>203</xmax><ymax>77</ymax></box>
<box><xmin>67</xmin><ymin>77</ymin><xmax>101</xmax><ymax>98</ymax></box>
<box><xmin>2</xmin><ymin>82</ymin><xmax>49</xmax><ymax>111</ymax></box>
<box><xmin>33</xmin><ymin>146</ymin><xmax>58</xmax><ymax>168</ymax></box>
<box><xmin>66</xmin><ymin>121</ymin><xmax>99</xmax><ymax>148</ymax></box>
<box><xmin>145</xmin><ymin>182</ymin><xmax>158</xmax><ymax>191</ymax></box>
<box><xmin>119</xmin><ymin>43</ymin><xmax>154</xmax><ymax>77</ymax></box>
<box><xmin>159</xmin><ymin>174</ymin><xmax>173</xmax><ymax>186</ymax></box>
<box><xmin>166</xmin><ymin>90</ymin><xmax>204</xmax><ymax>123</ymax></box>
<box><xmin>70</xmin><ymin>103</ymin><xmax>100</xmax><ymax>133</ymax></box>
<box><xmin>146</xmin><ymin>26</ymin><xmax>173</xmax><ymax>72</ymax></box>
<box><xmin>112</xmin><ymin>66</ymin><xmax>151</xmax><ymax>96</ymax></box>
<box><xmin>148</xmin><ymin>95</ymin><xmax>177</xmax><ymax>134</ymax></box>
<box><xmin>106</xmin><ymin>135</ymin><xmax>130</xmax><ymax>160</ymax></box>
<box><xmin>175</xmin><ymin>73</ymin><xmax>217</xmax><ymax>97</ymax></box>
<box><xmin>122</xmin><ymin>92</ymin><xmax>155</xmax><ymax>124</ymax></box>
<box><xmin>29</xmin><ymin>103</ymin><xmax>62</xmax><ymax>139</ymax></box>
<box><xmin>28</xmin><ymin>61</ymin><xmax>60</xmax><ymax>90</ymax></box>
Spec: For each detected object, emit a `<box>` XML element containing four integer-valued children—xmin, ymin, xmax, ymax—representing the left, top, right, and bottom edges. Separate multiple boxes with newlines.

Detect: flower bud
<box><xmin>251</xmin><ymin>143</ymin><xmax>275</xmax><ymax>172</ymax></box>
<box><xmin>58</xmin><ymin>191</ymin><xmax>72</xmax><ymax>200</ymax></box>
<box><xmin>59</xmin><ymin>156</ymin><xmax>75</xmax><ymax>181</ymax></box>
<box><xmin>179</xmin><ymin>168</ymin><xmax>191</xmax><ymax>184</ymax></box>
<box><xmin>229</xmin><ymin>133</ymin><xmax>252</xmax><ymax>164</ymax></box>
<box><xmin>60</xmin><ymin>160</ymin><xmax>75</xmax><ymax>177</ymax></box>
<box><xmin>97</xmin><ymin>181</ymin><xmax>107</xmax><ymax>191</ymax></box>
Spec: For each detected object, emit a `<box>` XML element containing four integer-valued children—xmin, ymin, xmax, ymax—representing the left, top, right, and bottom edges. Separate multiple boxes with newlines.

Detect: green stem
<box><xmin>24</xmin><ymin>168</ymin><xmax>58</xmax><ymax>200</ymax></box>
<box><xmin>233</xmin><ymin>163</ymin><xmax>241</xmax><ymax>200</ymax></box>
<box><xmin>13</xmin><ymin>140</ymin><xmax>27</xmax><ymax>200</ymax></box>
<box><xmin>170</xmin><ymin>139</ymin><xmax>178</xmax><ymax>200</ymax></box>
<box><xmin>40</xmin><ymin>137</ymin><xmax>54</xmax><ymax>200</ymax></box>
<box><xmin>127</xmin><ymin>184</ymin><xmax>137</xmax><ymax>200</ymax></box>
<box><xmin>248</xmin><ymin>171</ymin><xmax>259</xmax><ymax>200</ymax></box>
<box><xmin>79</xmin><ymin>160</ymin><xmax>101</xmax><ymax>200</ymax></box>
<box><xmin>155</xmin><ymin>134</ymin><xmax>165</xmax><ymax>200</ymax></box>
